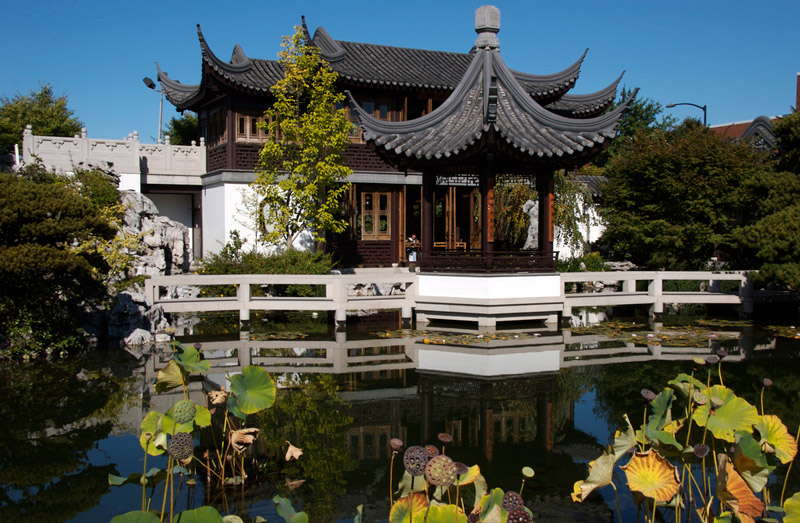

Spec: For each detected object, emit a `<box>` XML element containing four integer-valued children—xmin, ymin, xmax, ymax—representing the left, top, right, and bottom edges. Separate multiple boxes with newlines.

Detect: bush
<box><xmin>558</xmin><ymin>252</ymin><xmax>606</xmax><ymax>272</ymax></box>
<box><xmin>200</xmin><ymin>231</ymin><xmax>335</xmax><ymax>297</ymax></box>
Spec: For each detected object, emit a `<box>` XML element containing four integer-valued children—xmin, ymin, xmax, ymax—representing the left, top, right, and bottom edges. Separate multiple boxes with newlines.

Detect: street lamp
<box><xmin>142</xmin><ymin>76</ymin><xmax>164</xmax><ymax>144</ymax></box>
<box><xmin>666</xmin><ymin>102</ymin><xmax>707</xmax><ymax>126</ymax></box>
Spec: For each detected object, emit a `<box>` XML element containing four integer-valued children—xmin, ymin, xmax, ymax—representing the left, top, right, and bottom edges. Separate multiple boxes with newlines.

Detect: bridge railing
<box><xmin>560</xmin><ymin>270</ymin><xmax>752</xmax><ymax>315</ymax></box>
<box><xmin>145</xmin><ymin>269</ymin><xmax>418</xmax><ymax>324</ymax></box>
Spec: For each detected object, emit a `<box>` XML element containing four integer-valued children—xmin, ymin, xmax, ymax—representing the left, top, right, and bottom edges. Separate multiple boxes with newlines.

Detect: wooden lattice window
<box><xmin>361</xmin><ymin>192</ymin><xmax>391</xmax><ymax>240</ymax></box>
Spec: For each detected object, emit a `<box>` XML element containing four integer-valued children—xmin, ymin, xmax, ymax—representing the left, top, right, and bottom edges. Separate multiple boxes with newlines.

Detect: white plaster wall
<box><xmin>202</xmin><ymin>183</ymin><xmax>228</xmax><ymax>257</ymax></box>
<box><xmin>118</xmin><ymin>172</ymin><xmax>141</xmax><ymax>192</ymax></box>
<box><xmin>417</xmin><ymin>348</ymin><xmax>561</xmax><ymax>376</ymax></box>
<box><xmin>553</xmin><ymin>195</ymin><xmax>605</xmax><ymax>259</ymax></box>
<box><xmin>418</xmin><ymin>274</ymin><xmax>561</xmax><ymax>299</ymax></box>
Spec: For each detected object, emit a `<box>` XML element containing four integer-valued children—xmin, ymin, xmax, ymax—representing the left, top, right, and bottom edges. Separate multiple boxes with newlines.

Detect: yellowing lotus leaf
<box><xmin>456</xmin><ymin>464</ymin><xmax>480</xmax><ymax>486</ymax></box>
<box><xmin>389</xmin><ymin>492</ymin><xmax>428</xmax><ymax>523</ymax></box>
<box><xmin>784</xmin><ymin>491</ymin><xmax>800</xmax><ymax>523</ymax></box>
<box><xmin>571</xmin><ymin>452</ymin><xmax>615</xmax><ymax>502</ymax></box>
<box><xmin>620</xmin><ymin>449</ymin><xmax>680</xmax><ymax>503</ymax></box>
<box><xmin>716</xmin><ymin>454</ymin><xmax>764</xmax><ymax>523</ymax></box>
<box><xmin>692</xmin><ymin>385</ymin><xmax>759</xmax><ymax>442</ymax></box>
<box><xmin>418</xmin><ymin>503</ymin><xmax>467</xmax><ymax>523</ymax></box>
<box><xmin>754</xmin><ymin>414</ymin><xmax>797</xmax><ymax>464</ymax></box>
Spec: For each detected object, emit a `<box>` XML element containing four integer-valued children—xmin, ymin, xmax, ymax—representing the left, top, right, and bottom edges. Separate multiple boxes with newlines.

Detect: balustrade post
<box><xmin>622</xmin><ymin>277</ymin><xmax>635</xmax><ymax>293</ymax></box>
<box><xmin>165</xmin><ymin>134</ymin><xmax>172</xmax><ymax>171</ymax></box>
<box><xmin>80</xmin><ymin>127</ymin><xmax>89</xmax><ymax>165</ymax></box>
<box><xmin>330</xmin><ymin>280</ymin><xmax>347</xmax><ymax>325</ymax></box>
<box><xmin>237</xmin><ymin>281</ymin><xmax>251</xmax><ymax>328</ymax></box>
<box><xmin>649</xmin><ymin>274</ymin><xmax>663</xmax><ymax>317</ymax></box>
<box><xmin>739</xmin><ymin>273</ymin><xmax>754</xmax><ymax>318</ymax></box>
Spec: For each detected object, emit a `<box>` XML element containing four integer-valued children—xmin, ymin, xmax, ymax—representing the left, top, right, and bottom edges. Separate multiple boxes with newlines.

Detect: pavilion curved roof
<box><xmin>156</xmin><ymin>21</ymin><xmax>616</xmax><ymax>113</ymax></box>
<box><xmin>349</xmin><ymin>47</ymin><xmax>636</xmax><ymax>170</ymax></box>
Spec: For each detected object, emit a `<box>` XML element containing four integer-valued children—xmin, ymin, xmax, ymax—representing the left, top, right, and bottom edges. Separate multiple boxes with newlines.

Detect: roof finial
<box><xmin>475</xmin><ymin>5</ymin><xmax>500</xmax><ymax>49</ymax></box>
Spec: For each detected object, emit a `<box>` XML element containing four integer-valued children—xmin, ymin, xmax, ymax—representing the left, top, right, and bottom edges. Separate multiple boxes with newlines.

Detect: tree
<box><xmin>598</xmin><ymin>120</ymin><xmax>770</xmax><ymax>269</ymax></box>
<box><xmin>0</xmin><ymin>164</ymin><xmax>120</xmax><ymax>356</ymax></box>
<box><xmin>164</xmin><ymin>112</ymin><xmax>198</xmax><ymax>145</ymax></box>
<box><xmin>0</xmin><ymin>84</ymin><xmax>83</xmax><ymax>153</ymax></box>
<box><xmin>731</xmin><ymin>111</ymin><xmax>800</xmax><ymax>287</ymax></box>
<box><xmin>592</xmin><ymin>87</ymin><xmax>675</xmax><ymax>167</ymax></box>
<box><xmin>254</xmin><ymin>26</ymin><xmax>352</xmax><ymax>251</ymax></box>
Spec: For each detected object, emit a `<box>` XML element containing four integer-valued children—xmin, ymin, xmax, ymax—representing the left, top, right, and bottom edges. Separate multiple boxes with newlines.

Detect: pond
<box><xmin>3</xmin><ymin>311</ymin><xmax>800</xmax><ymax>522</ymax></box>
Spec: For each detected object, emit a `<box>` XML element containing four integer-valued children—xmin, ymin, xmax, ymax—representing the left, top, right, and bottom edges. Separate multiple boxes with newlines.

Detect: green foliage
<box><xmin>164</xmin><ymin>112</ymin><xmax>199</xmax><ymax>146</ymax></box>
<box><xmin>0</xmin><ymin>167</ymin><xmax>120</xmax><ymax>357</ymax></box>
<box><xmin>593</xmin><ymin>87</ymin><xmax>676</xmax><ymax>167</ymax></box>
<box><xmin>557</xmin><ymin>252</ymin><xmax>606</xmax><ymax>272</ymax></box>
<box><xmin>599</xmin><ymin>121</ymin><xmax>769</xmax><ymax>269</ymax></box>
<box><xmin>254</xmin><ymin>26</ymin><xmax>352</xmax><ymax>250</ymax></box>
<box><xmin>0</xmin><ymin>83</ymin><xmax>83</xmax><ymax>153</ymax></box>
<box><xmin>200</xmin><ymin>231</ymin><xmax>334</xmax><ymax>297</ymax></box>
<box><xmin>775</xmin><ymin>111</ymin><xmax>800</xmax><ymax>174</ymax></box>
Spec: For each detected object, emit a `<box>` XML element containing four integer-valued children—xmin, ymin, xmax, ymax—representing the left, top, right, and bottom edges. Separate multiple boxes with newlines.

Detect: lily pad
<box><xmin>229</xmin><ymin>366</ymin><xmax>276</xmax><ymax>414</ymax></box>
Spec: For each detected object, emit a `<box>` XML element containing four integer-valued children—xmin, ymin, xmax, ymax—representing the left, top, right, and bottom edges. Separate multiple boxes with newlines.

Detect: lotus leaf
<box><xmin>108</xmin><ymin>467</ymin><xmax>163</xmax><ymax>487</ymax></box>
<box><xmin>784</xmin><ymin>491</ymin><xmax>800</xmax><ymax>523</ymax></box>
<box><xmin>418</xmin><ymin>503</ymin><xmax>468</xmax><ymax>523</ymax></box>
<box><xmin>389</xmin><ymin>492</ymin><xmax>428</xmax><ymax>523</ymax></box>
<box><xmin>473</xmin><ymin>488</ymin><xmax>506</xmax><ymax>523</ymax></box>
<box><xmin>194</xmin><ymin>404</ymin><xmax>211</xmax><ymax>427</ymax></box>
<box><xmin>222</xmin><ymin>516</ymin><xmax>244</xmax><ymax>523</ymax></box>
<box><xmin>647</xmin><ymin>388</ymin><xmax>675</xmax><ymax>432</ymax></box>
<box><xmin>571</xmin><ymin>451</ymin><xmax>615</xmax><ymax>502</ymax></box>
<box><xmin>692</xmin><ymin>385</ymin><xmax>759</xmax><ymax>442</ymax></box>
<box><xmin>226</xmin><ymin>395</ymin><xmax>246</xmax><ymax>420</ymax></box>
<box><xmin>273</xmin><ymin>495</ymin><xmax>309</xmax><ymax>523</ymax></box>
<box><xmin>154</xmin><ymin>360</ymin><xmax>186</xmax><ymax>394</ymax></box>
<box><xmin>110</xmin><ymin>511</ymin><xmax>160</xmax><ymax>523</ymax></box>
<box><xmin>734</xmin><ymin>431</ymin><xmax>774</xmax><ymax>492</ymax></box>
<box><xmin>395</xmin><ymin>470</ymin><xmax>428</xmax><ymax>499</ymax></box>
<box><xmin>717</xmin><ymin>453</ymin><xmax>764</xmax><ymax>523</ymax></box>
<box><xmin>668</xmin><ymin>373</ymin><xmax>705</xmax><ymax>398</ymax></box>
<box><xmin>457</xmin><ymin>464</ymin><xmax>481</xmax><ymax>485</ymax></box>
<box><xmin>285</xmin><ymin>441</ymin><xmax>303</xmax><ymax>461</ymax></box>
<box><xmin>229</xmin><ymin>366</ymin><xmax>276</xmax><ymax>414</ymax></box>
<box><xmin>620</xmin><ymin>449</ymin><xmax>680</xmax><ymax>503</ymax></box>
<box><xmin>139</xmin><ymin>411</ymin><xmax>166</xmax><ymax>456</ymax></box>
<box><xmin>612</xmin><ymin>415</ymin><xmax>637</xmax><ymax>462</ymax></box>
<box><xmin>754</xmin><ymin>414</ymin><xmax>797</xmax><ymax>464</ymax></box>
<box><xmin>169</xmin><ymin>506</ymin><xmax>224</xmax><ymax>522</ymax></box>
<box><xmin>171</xmin><ymin>342</ymin><xmax>211</xmax><ymax>374</ymax></box>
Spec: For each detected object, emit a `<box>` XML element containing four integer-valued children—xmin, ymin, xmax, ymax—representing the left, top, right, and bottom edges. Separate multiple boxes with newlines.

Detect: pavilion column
<box><xmin>537</xmin><ymin>171</ymin><xmax>554</xmax><ymax>253</ymax></box>
<box><xmin>480</xmin><ymin>156</ymin><xmax>495</xmax><ymax>254</ymax></box>
<box><xmin>422</xmin><ymin>171</ymin><xmax>434</xmax><ymax>258</ymax></box>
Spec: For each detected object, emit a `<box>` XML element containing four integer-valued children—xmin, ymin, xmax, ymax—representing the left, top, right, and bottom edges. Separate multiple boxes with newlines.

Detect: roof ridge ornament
<box><xmin>475</xmin><ymin>5</ymin><xmax>500</xmax><ymax>50</ymax></box>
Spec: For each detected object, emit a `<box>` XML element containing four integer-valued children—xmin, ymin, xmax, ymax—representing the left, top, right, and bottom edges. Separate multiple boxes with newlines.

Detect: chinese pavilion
<box><xmin>155</xmin><ymin>5</ymin><xmax>632</xmax><ymax>274</ymax></box>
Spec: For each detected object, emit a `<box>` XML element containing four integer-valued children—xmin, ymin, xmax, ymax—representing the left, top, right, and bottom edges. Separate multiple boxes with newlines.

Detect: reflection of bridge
<box><xmin>146</xmin><ymin>269</ymin><xmax>760</xmax><ymax>328</ymax></box>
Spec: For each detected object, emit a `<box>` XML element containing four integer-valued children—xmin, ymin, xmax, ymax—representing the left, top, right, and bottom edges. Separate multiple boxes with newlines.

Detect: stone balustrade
<box><xmin>21</xmin><ymin>125</ymin><xmax>206</xmax><ymax>189</ymax></box>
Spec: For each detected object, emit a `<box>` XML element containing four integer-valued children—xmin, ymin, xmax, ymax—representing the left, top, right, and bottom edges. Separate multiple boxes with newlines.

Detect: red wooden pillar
<box><xmin>537</xmin><ymin>171</ymin><xmax>554</xmax><ymax>253</ymax></box>
<box><xmin>480</xmin><ymin>156</ymin><xmax>495</xmax><ymax>254</ymax></box>
<box><xmin>422</xmin><ymin>171</ymin><xmax>434</xmax><ymax>258</ymax></box>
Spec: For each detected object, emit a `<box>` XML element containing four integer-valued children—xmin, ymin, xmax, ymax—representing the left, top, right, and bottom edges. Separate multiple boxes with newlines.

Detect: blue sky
<box><xmin>3</xmin><ymin>0</ymin><xmax>798</xmax><ymax>143</ymax></box>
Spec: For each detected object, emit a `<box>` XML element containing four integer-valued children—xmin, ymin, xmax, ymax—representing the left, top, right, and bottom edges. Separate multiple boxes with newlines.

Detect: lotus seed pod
<box><xmin>716</xmin><ymin>348</ymin><xmax>728</xmax><ymax>358</ymax></box>
<box><xmin>403</xmin><ymin>446</ymin><xmax>428</xmax><ymax>476</ymax></box>
<box><xmin>467</xmin><ymin>513</ymin><xmax>480</xmax><ymax>523</ymax></box>
<box><xmin>437</xmin><ymin>432</ymin><xmax>453</xmax><ymax>444</ymax></box>
<box><xmin>692</xmin><ymin>391</ymin><xmax>708</xmax><ymax>405</ymax></box>
<box><xmin>693</xmin><ymin>443</ymin><xmax>710</xmax><ymax>459</ymax></box>
<box><xmin>763</xmin><ymin>378</ymin><xmax>773</xmax><ymax>387</ymax></box>
<box><xmin>507</xmin><ymin>508</ymin><xmax>532</xmax><ymax>523</ymax></box>
<box><xmin>692</xmin><ymin>356</ymin><xmax>706</xmax><ymax>366</ymax></box>
<box><xmin>641</xmin><ymin>389</ymin><xmax>657</xmax><ymax>402</ymax></box>
<box><xmin>705</xmin><ymin>355</ymin><xmax>720</xmax><ymax>366</ymax></box>
<box><xmin>425</xmin><ymin>444</ymin><xmax>440</xmax><ymax>458</ymax></box>
<box><xmin>454</xmin><ymin>462</ymin><xmax>469</xmax><ymax>476</ymax></box>
<box><xmin>167</xmin><ymin>432</ymin><xmax>194</xmax><ymax>460</ymax></box>
<box><xmin>390</xmin><ymin>438</ymin><xmax>404</xmax><ymax>451</ymax></box>
<box><xmin>502</xmin><ymin>490</ymin><xmax>525</xmax><ymax>512</ymax></box>
<box><xmin>172</xmin><ymin>400</ymin><xmax>196</xmax><ymax>424</ymax></box>
<box><xmin>425</xmin><ymin>455</ymin><xmax>457</xmax><ymax>487</ymax></box>
<box><xmin>710</xmin><ymin>396</ymin><xmax>724</xmax><ymax>410</ymax></box>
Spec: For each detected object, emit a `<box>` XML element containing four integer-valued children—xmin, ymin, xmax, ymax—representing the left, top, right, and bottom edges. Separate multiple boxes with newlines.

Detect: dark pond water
<box><xmin>3</xmin><ymin>311</ymin><xmax>800</xmax><ymax>522</ymax></box>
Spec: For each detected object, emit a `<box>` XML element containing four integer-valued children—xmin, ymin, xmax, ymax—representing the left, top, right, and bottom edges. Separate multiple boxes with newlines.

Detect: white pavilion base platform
<box><xmin>414</xmin><ymin>273</ymin><xmax>562</xmax><ymax>327</ymax></box>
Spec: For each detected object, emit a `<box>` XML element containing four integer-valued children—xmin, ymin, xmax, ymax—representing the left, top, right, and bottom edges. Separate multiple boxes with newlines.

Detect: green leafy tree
<box><xmin>592</xmin><ymin>87</ymin><xmax>675</xmax><ymax>167</ymax></box>
<box><xmin>0</xmin><ymin>84</ymin><xmax>83</xmax><ymax>153</ymax></box>
<box><xmin>254</xmin><ymin>26</ymin><xmax>352</xmax><ymax>251</ymax></box>
<box><xmin>164</xmin><ymin>112</ymin><xmax>198</xmax><ymax>145</ymax></box>
<box><xmin>599</xmin><ymin>120</ymin><xmax>769</xmax><ymax>269</ymax></box>
<box><xmin>0</xmin><ymin>165</ymin><xmax>119</xmax><ymax>356</ymax></box>
<box><xmin>731</xmin><ymin>111</ymin><xmax>800</xmax><ymax>287</ymax></box>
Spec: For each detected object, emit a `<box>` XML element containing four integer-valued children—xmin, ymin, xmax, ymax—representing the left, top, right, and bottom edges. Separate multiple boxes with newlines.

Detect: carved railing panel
<box><xmin>420</xmin><ymin>250</ymin><xmax>558</xmax><ymax>273</ymax></box>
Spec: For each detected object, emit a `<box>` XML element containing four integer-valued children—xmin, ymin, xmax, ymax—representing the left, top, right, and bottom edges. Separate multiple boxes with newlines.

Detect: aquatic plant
<box><xmin>109</xmin><ymin>341</ymin><xmax>307</xmax><ymax>522</ymax></box>
<box><xmin>572</xmin><ymin>357</ymin><xmax>800</xmax><ymax>522</ymax></box>
<box><xmin>387</xmin><ymin>434</ymin><xmax>536</xmax><ymax>522</ymax></box>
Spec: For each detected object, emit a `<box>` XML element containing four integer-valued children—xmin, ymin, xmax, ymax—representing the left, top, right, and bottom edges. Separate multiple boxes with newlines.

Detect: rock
<box><xmin>604</xmin><ymin>260</ymin><xmax>637</xmax><ymax>271</ymax></box>
<box><xmin>154</xmin><ymin>333</ymin><xmax>172</xmax><ymax>343</ymax></box>
<box><xmin>124</xmin><ymin>328</ymin><xmax>154</xmax><ymax>346</ymax></box>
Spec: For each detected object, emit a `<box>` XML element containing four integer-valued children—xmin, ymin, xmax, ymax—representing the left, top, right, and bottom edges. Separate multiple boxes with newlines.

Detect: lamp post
<box><xmin>142</xmin><ymin>76</ymin><xmax>164</xmax><ymax>144</ymax></box>
<box><xmin>665</xmin><ymin>102</ymin><xmax>707</xmax><ymax>126</ymax></box>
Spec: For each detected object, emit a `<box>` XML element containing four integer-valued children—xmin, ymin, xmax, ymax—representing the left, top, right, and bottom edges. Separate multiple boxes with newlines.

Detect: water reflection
<box><xmin>4</xmin><ymin>318</ymin><xmax>797</xmax><ymax>521</ymax></box>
